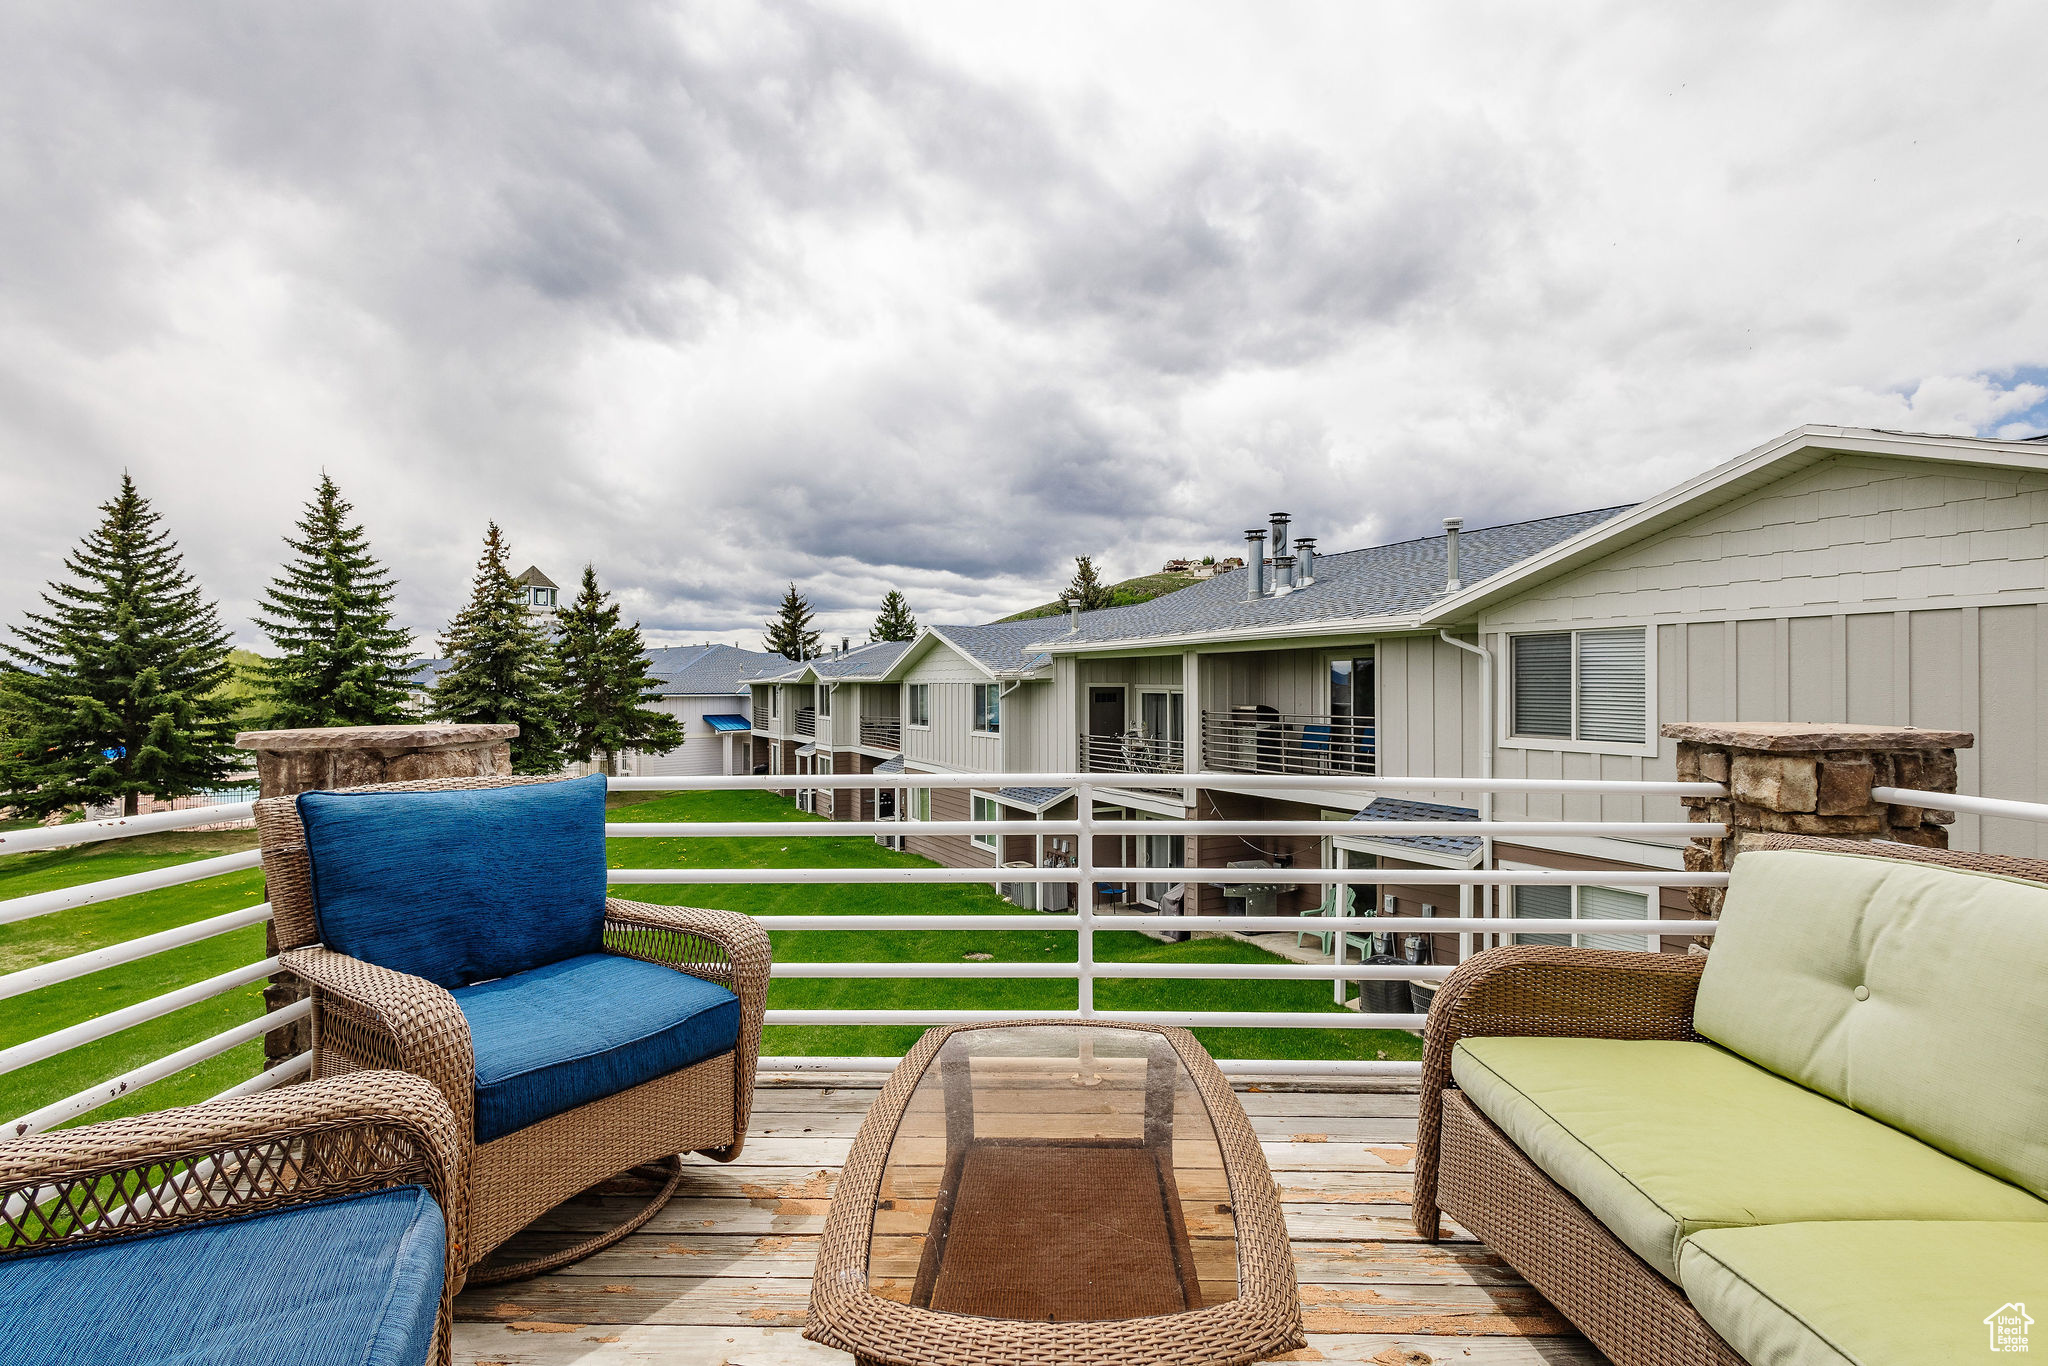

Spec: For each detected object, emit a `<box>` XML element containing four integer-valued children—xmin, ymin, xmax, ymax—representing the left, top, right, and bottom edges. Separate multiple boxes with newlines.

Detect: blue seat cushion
<box><xmin>455</xmin><ymin>952</ymin><xmax>743</xmax><ymax>1144</ymax></box>
<box><xmin>297</xmin><ymin>773</ymin><xmax>608</xmax><ymax>988</ymax></box>
<box><xmin>0</xmin><ymin>1185</ymin><xmax>443</xmax><ymax>1366</ymax></box>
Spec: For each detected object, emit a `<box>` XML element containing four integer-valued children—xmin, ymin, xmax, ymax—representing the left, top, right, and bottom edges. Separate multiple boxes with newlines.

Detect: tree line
<box><xmin>0</xmin><ymin>474</ymin><xmax>683</xmax><ymax>817</ymax></box>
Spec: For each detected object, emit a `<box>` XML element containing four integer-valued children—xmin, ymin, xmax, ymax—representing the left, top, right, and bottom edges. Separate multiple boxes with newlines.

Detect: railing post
<box><xmin>1076</xmin><ymin>781</ymin><xmax>1095</xmax><ymax>1018</ymax></box>
<box><xmin>1662</xmin><ymin>721</ymin><xmax>1973</xmax><ymax>924</ymax></box>
<box><xmin>234</xmin><ymin>723</ymin><xmax>519</xmax><ymax>1078</ymax></box>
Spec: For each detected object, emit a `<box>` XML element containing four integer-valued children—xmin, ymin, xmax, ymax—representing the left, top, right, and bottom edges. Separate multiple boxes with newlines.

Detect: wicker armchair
<box><xmin>255</xmin><ymin>774</ymin><xmax>772</xmax><ymax>1285</ymax></box>
<box><xmin>0</xmin><ymin>1071</ymin><xmax>463</xmax><ymax>1366</ymax></box>
<box><xmin>1412</xmin><ymin>834</ymin><xmax>2048</xmax><ymax>1366</ymax></box>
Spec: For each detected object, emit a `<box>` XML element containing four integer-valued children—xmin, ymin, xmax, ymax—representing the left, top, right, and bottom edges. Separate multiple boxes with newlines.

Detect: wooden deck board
<box><xmin>454</xmin><ymin>1076</ymin><xmax>1603</xmax><ymax>1366</ymax></box>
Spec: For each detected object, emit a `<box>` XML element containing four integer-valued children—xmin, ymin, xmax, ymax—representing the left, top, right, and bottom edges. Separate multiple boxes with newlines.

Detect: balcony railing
<box><xmin>1201</xmin><ymin>709</ymin><xmax>1375</xmax><ymax>775</ymax></box>
<box><xmin>0</xmin><ymin>768</ymin><xmax>1773</xmax><ymax>1145</ymax></box>
<box><xmin>752</xmin><ymin>701</ymin><xmax>768</xmax><ymax>730</ymax></box>
<box><xmin>860</xmin><ymin>717</ymin><xmax>902</xmax><ymax>750</ymax></box>
<box><xmin>795</xmin><ymin>707</ymin><xmax>816</xmax><ymax>737</ymax></box>
<box><xmin>1078</xmin><ymin>731</ymin><xmax>1186</xmax><ymax>774</ymax></box>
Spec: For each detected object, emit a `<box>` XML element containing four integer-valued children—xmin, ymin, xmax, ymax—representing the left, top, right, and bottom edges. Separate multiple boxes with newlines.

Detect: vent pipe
<box><xmin>1068</xmin><ymin>602</ymin><xmax>1080</xmax><ymax>632</ymax></box>
<box><xmin>1244</xmin><ymin>529</ymin><xmax>1268</xmax><ymax>599</ymax></box>
<box><xmin>1295</xmin><ymin>537</ymin><xmax>1317</xmax><ymax>586</ymax></box>
<box><xmin>1273</xmin><ymin>553</ymin><xmax>1297</xmax><ymax>594</ymax></box>
<box><xmin>1268</xmin><ymin>512</ymin><xmax>1291</xmax><ymax>560</ymax></box>
<box><xmin>1443</xmin><ymin>517</ymin><xmax>1463</xmax><ymax>592</ymax></box>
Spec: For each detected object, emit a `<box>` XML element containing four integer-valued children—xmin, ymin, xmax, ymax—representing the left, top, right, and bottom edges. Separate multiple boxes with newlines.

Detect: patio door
<box><xmin>1329</xmin><ymin>651</ymin><xmax>1376</xmax><ymax>772</ymax></box>
<box><xmin>1140</xmin><ymin>830</ymin><xmax>1185</xmax><ymax>908</ymax></box>
<box><xmin>1137</xmin><ymin>690</ymin><xmax>1183</xmax><ymax>770</ymax></box>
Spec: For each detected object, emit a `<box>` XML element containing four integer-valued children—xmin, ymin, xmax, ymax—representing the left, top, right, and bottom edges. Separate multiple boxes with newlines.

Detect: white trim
<box><xmin>1492</xmin><ymin>832</ymin><xmax>1689</xmax><ymax>870</ymax></box>
<box><xmin>1331</xmin><ymin>833</ymin><xmax>1482</xmax><ymax>869</ymax></box>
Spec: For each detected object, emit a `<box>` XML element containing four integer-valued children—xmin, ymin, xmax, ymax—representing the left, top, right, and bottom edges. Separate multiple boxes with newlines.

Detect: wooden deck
<box><xmin>454</xmin><ymin>1073</ymin><xmax>1604</xmax><ymax>1365</ymax></box>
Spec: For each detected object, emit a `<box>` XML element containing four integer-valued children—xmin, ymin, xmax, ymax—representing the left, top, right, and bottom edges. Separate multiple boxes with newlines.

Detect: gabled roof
<box><xmin>1415</xmin><ymin>425</ymin><xmax>2048</xmax><ymax>624</ymax></box>
<box><xmin>749</xmin><ymin>638</ymin><xmax>915</xmax><ymax>685</ymax></box>
<box><xmin>646</xmin><ymin>643</ymin><xmax>782</xmax><ymax>695</ymax></box>
<box><xmin>513</xmin><ymin>565</ymin><xmax>558</xmax><ymax>589</ymax></box>
<box><xmin>1028</xmin><ymin>507</ymin><xmax>1631</xmax><ymax>652</ymax></box>
<box><xmin>927</xmin><ymin>620</ymin><xmax>1056</xmax><ymax>676</ymax></box>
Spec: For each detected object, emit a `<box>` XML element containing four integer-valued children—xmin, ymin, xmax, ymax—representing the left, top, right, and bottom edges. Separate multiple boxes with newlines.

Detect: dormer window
<box><xmin>530</xmin><ymin>587</ymin><xmax>556</xmax><ymax>608</ymax></box>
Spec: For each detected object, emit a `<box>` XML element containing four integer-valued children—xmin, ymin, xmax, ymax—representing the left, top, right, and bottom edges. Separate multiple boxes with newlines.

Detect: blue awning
<box><xmin>704</xmin><ymin>714</ymin><xmax>751</xmax><ymax>733</ymax></box>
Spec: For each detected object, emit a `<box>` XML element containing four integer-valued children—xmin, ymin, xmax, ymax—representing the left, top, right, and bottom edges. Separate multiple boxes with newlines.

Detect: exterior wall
<box><xmin>1000</xmin><ymin>679</ymin><xmax>1064</xmax><ymax>774</ymax></box>
<box><xmin>1198</xmin><ymin>648</ymin><xmax>1322</xmax><ymax>713</ymax></box>
<box><xmin>902</xmin><ymin>783</ymin><xmax>994</xmax><ymax>868</ymax></box>
<box><xmin>898</xmin><ymin>644</ymin><xmax>1004</xmax><ymax>772</ymax></box>
<box><xmin>630</xmin><ymin>695</ymin><xmax>749</xmax><ymax>777</ymax></box>
<box><xmin>1482</xmin><ymin>454</ymin><xmax>2048</xmax><ymax>855</ymax></box>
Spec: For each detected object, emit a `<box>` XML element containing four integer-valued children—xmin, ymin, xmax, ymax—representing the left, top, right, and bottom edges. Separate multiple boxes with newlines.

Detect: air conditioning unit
<box><xmin>796</xmin><ymin>790</ymin><xmax>816</xmax><ymax>814</ymax></box>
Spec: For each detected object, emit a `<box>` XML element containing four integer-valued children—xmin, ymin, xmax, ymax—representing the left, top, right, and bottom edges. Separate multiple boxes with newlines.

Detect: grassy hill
<box><xmin>998</xmin><ymin>570</ymin><xmax>1203</xmax><ymax>622</ymax></box>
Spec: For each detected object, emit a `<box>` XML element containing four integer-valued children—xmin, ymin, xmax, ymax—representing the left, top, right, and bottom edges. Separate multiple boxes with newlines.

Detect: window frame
<box><xmin>971</xmin><ymin>682</ymin><xmax>1002</xmax><ymax>736</ymax></box>
<box><xmin>906</xmin><ymin>683</ymin><xmax>931</xmax><ymax>729</ymax></box>
<box><xmin>769</xmin><ymin>686</ymin><xmax>780</xmax><ymax>720</ymax></box>
<box><xmin>1499</xmin><ymin>625</ymin><xmax>1656</xmax><ymax>758</ymax></box>
<box><xmin>817</xmin><ymin>683</ymin><xmax>831</xmax><ymax>718</ymax></box>
<box><xmin>1136</xmin><ymin>688</ymin><xmax>1185</xmax><ymax>745</ymax></box>
<box><xmin>970</xmin><ymin>793</ymin><xmax>1001</xmax><ymax>851</ymax></box>
<box><xmin>1504</xmin><ymin>870</ymin><xmax>1657</xmax><ymax>952</ymax></box>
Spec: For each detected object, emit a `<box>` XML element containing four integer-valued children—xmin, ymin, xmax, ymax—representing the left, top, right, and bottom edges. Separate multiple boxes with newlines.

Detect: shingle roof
<box><xmin>408</xmin><ymin>659</ymin><xmax>449</xmax><ymax>689</ymax></box>
<box><xmin>928</xmin><ymin>619</ymin><xmax>1057</xmax><ymax>675</ymax></box>
<box><xmin>995</xmin><ymin>786</ymin><xmax>1071</xmax><ymax>810</ymax></box>
<box><xmin>874</xmin><ymin>756</ymin><xmax>906</xmax><ymax>774</ymax></box>
<box><xmin>750</xmin><ymin>638</ymin><xmax>913</xmax><ymax>684</ymax></box>
<box><xmin>646</xmin><ymin>643</ymin><xmax>782</xmax><ymax>695</ymax></box>
<box><xmin>513</xmin><ymin>565</ymin><xmax>558</xmax><ymax>589</ymax></box>
<box><xmin>1348</xmin><ymin>798</ymin><xmax>1481</xmax><ymax>859</ymax></box>
<box><xmin>1028</xmin><ymin>506</ymin><xmax>1632</xmax><ymax>650</ymax></box>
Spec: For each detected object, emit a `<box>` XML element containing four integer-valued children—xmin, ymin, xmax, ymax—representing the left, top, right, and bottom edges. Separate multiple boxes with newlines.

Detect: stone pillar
<box><xmin>1662</xmin><ymin>721</ymin><xmax>1973</xmax><ymax>920</ymax></box>
<box><xmin>235</xmin><ymin>724</ymin><xmax>519</xmax><ymax>1073</ymax></box>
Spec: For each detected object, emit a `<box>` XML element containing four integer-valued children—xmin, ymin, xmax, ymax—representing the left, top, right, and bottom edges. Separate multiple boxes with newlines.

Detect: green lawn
<box><xmin>0</xmin><ymin>789</ymin><xmax>1418</xmax><ymax>1130</ymax></box>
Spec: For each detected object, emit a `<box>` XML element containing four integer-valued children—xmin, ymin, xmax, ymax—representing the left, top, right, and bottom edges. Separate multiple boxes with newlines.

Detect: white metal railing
<box><xmin>32</xmin><ymin>768</ymin><xmax>2033</xmax><ymax>1135</ymax></box>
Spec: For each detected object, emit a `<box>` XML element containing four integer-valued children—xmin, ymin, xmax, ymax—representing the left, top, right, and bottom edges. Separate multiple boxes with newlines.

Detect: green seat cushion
<box><xmin>1696</xmin><ymin>849</ymin><xmax>2048</xmax><ymax>1200</ymax></box>
<box><xmin>1451</xmin><ymin>1037</ymin><xmax>2048</xmax><ymax>1282</ymax></box>
<box><xmin>1681</xmin><ymin>1222</ymin><xmax>2048</xmax><ymax>1366</ymax></box>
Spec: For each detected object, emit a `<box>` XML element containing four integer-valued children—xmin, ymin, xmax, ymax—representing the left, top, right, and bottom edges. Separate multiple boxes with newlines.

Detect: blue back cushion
<box><xmin>297</xmin><ymin>774</ymin><xmax>608</xmax><ymax>988</ymax></box>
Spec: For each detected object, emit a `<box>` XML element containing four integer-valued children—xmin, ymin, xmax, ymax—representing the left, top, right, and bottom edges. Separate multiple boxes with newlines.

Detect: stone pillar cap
<box><xmin>235</xmin><ymin>723</ymin><xmax>520</xmax><ymax>752</ymax></box>
<box><xmin>1660</xmin><ymin>721</ymin><xmax>1972</xmax><ymax>752</ymax></box>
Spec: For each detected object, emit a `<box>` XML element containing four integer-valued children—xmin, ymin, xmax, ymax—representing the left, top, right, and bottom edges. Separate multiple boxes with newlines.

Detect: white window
<box><xmin>973</xmin><ymin>683</ymin><xmax>1001</xmax><ymax>734</ymax></box>
<box><xmin>817</xmin><ymin>684</ymin><xmax>831</xmax><ymax>718</ymax></box>
<box><xmin>1511</xmin><ymin>882</ymin><xmax>1654</xmax><ymax>951</ymax></box>
<box><xmin>1509</xmin><ymin>627</ymin><xmax>1647</xmax><ymax>746</ymax></box>
<box><xmin>912</xmin><ymin>787</ymin><xmax>931</xmax><ymax>822</ymax></box>
<box><xmin>906</xmin><ymin>684</ymin><xmax>930</xmax><ymax>728</ymax></box>
<box><xmin>971</xmin><ymin>794</ymin><xmax>1000</xmax><ymax>850</ymax></box>
<box><xmin>770</xmin><ymin>686</ymin><xmax>780</xmax><ymax>720</ymax></box>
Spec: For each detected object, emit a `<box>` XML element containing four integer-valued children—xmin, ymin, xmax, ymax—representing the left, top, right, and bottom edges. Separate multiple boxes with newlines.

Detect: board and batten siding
<box><xmin>1480</xmin><ymin>453</ymin><xmax>2048</xmax><ymax>855</ymax></box>
<box><xmin>897</xmin><ymin>643</ymin><xmax>1002</xmax><ymax>772</ymax></box>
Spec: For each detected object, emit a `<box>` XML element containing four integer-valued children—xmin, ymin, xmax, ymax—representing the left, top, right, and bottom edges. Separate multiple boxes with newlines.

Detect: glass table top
<box><xmin>864</xmin><ymin>1024</ymin><xmax>1240</xmax><ymax>1322</ymax></box>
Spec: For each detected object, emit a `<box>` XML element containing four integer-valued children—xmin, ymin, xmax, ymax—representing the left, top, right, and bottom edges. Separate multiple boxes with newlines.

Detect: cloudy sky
<box><xmin>2</xmin><ymin>2</ymin><xmax>2044</xmax><ymax>652</ymax></box>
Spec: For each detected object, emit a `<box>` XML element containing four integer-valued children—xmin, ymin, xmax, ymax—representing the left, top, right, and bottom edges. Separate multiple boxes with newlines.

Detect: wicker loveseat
<box><xmin>255</xmin><ymin>772</ymin><xmax>771</xmax><ymax>1283</ymax></box>
<box><xmin>0</xmin><ymin>1071</ymin><xmax>462</xmax><ymax>1366</ymax></box>
<box><xmin>1415</xmin><ymin>835</ymin><xmax>2048</xmax><ymax>1366</ymax></box>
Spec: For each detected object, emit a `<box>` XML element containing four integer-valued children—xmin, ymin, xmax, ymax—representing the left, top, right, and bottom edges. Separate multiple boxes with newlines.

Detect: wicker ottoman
<box><xmin>806</xmin><ymin>1021</ymin><xmax>1304</xmax><ymax>1366</ymax></box>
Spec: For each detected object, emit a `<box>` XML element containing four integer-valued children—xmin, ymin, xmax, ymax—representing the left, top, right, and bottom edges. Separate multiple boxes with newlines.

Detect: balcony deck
<box><xmin>453</xmin><ymin>1072</ymin><xmax>1602</xmax><ymax>1365</ymax></box>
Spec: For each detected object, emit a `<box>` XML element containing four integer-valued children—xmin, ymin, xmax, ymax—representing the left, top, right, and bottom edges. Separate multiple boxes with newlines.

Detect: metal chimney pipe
<box><xmin>1295</xmin><ymin>537</ymin><xmax>1317</xmax><ymax>585</ymax></box>
<box><xmin>1273</xmin><ymin>553</ymin><xmax>1298</xmax><ymax>594</ymax></box>
<box><xmin>1244</xmin><ymin>529</ymin><xmax>1268</xmax><ymax>599</ymax></box>
<box><xmin>1068</xmin><ymin>602</ymin><xmax>1080</xmax><ymax>632</ymax></box>
<box><xmin>1268</xmin><ymin>512</ymin><xmax>1291</xmax><ymax>560</ymax></box>
<box><xmin>1443</xmin><ymin>517</ymin><xmax>1464</xmax><ymax>592</ymax></box>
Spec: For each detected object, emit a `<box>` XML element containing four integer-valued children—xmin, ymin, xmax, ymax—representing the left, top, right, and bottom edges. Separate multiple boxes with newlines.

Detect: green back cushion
<box><xmin>1695</xmin><ymin>849</ymin><xmax>2048</xmax><ymax>1199</ymax></box>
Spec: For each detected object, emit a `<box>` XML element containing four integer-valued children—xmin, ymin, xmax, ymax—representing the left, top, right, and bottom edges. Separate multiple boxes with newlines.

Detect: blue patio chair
<box><xmin>0</xmin><ymin>1072</ymin><xmax>462</xmax><ymax>1366</ymax></box>
<box><xmin>254</xmin><ymin>773</ymin><xmax>771</xmax><ymax>1286</ymax></box>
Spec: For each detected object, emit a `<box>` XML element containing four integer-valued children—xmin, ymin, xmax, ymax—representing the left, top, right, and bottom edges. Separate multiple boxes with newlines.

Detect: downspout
<box><xmin>1439</xmin><ymin>629</ymin><xmax>1494</xmax><ymax>955</ymax></box>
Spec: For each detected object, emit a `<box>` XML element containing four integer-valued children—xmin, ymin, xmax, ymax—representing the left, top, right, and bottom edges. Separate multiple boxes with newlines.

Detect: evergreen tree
<box><xmin>432</xmin><ymin>523</ymin><xmax>560</xmax><ymax>773</ymax></box>
<box><xmin>553</xmin><ymin>565</ymin><xmax>683</xmax><ymax>776</ymax></box>
<box><xmin>0</xmin><ymin>475</ymin><xmax>238</xmax><ymax>817</ymax></box>
<box><xmin>1060</xmin><ymin>555</ymin><xmax>1114</xmax><ymax>611</ymax></box>
<box><xmin>763</xmin><ymin>583</ymin><xmax>821</xmax><ymax>660</ymax></box>
<box><xmin>252</xmin><ymin>474</ymin><xmax>416</xmax><ymax>728</ymax></box>
<box><xmin>869</xmin><ymin>590</ymin><xmax>917</xmax><ymax>643</ymax></box>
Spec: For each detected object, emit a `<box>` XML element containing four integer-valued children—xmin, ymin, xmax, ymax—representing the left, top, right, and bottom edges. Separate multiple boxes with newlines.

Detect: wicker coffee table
<box><xmin>806</xmin><ymin>1021</ymin><xmax>1304</xmax><ymax>1366</ymax></box>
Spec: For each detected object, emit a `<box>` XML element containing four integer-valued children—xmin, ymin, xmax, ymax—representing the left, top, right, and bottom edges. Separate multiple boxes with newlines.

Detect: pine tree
<box><xmin>869</xmin><ymin>590</ymin><xmax>917</xmax><ymax>643</ymax></box>
<box><xmin>252</xmin><ymin>474</ymin><xmax>417</xmax><ymax>728</ymax></box>
<box><xmin>1060</xmin><ymin>555</ymin><xmax>1115</xmax><ymax>611</ymax></box>
<box><xmin>432</xmin><ymin>523</ymin><xmax>561</xmax><ymax>773</ymax></box>
<box><xmin>0</xmin><ymin>475</ymin><xmax>238</xmax><ymax>817</ymax></box>
<box><xmin>763</xmin><ymin>583</ymin><xmax>821</xmax><ymax>660</ymax></box>
<box><xmin>554</xmin><ymin>565</ymin><xmax>684</xmax><ymax>776</ymax></box>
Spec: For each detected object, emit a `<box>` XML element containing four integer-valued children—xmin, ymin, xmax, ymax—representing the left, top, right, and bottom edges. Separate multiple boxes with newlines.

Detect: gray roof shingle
<box><xmin>1348</xmin><ymin>798</ymin><xmax>1481</xmax><ymax>859</ymax></box>
<box><xmin>1028</xmin><ymin>506</ymin><xmax>1631</xmax><ymax>649</ymax></box>
<box><xmin>928</xmin><ymin>619</ymin><xmax>1058</xmax><ymax>675</ymax></box>
<box><xmin>647</xmin><ymin>643</ymin><xmax>783</xmax><ymax>695</ymax></box>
